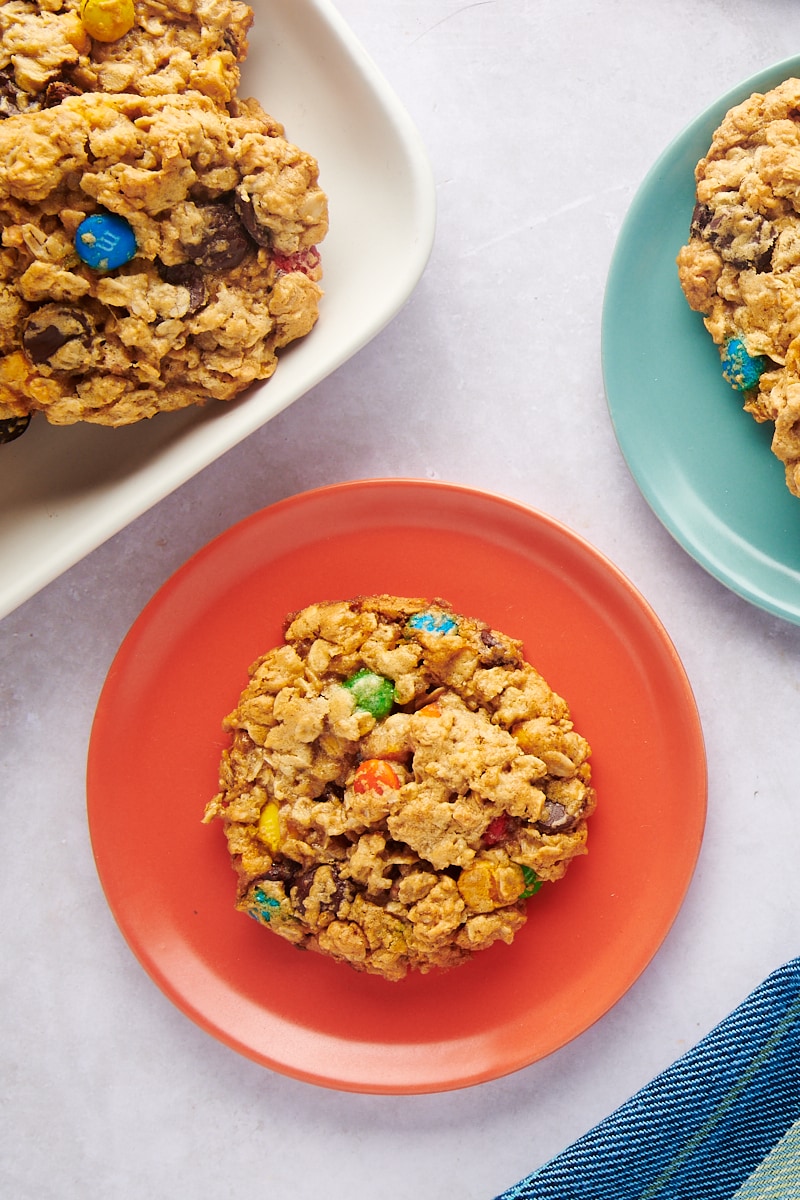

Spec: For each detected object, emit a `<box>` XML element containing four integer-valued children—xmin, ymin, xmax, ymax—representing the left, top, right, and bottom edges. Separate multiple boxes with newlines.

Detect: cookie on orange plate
<box><xmin>204</xmin><ymin>596</ymin><xmax>596</xmax><ymax>981</ymax></box>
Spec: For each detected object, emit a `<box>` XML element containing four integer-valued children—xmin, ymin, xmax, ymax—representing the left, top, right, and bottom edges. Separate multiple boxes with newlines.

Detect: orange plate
<box><xmin>87</xmin><ymin>479</ymin><xmax>706</xmax><ymax>1093</ymax></box>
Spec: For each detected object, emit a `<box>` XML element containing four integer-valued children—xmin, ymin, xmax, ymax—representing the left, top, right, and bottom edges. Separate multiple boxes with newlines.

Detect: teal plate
<box><xmin>602</xmin><ymin>56</ymin><xmax>800</xmax><ymax>625</ymax></box>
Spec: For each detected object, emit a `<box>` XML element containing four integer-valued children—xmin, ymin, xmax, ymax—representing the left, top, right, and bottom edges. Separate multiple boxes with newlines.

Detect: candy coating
<box><xmin>79</xmin><ymin>0</ymin><xmax>136</xmax><ymax>42</ymax></box>
<box><xmin>353</xmin><ymin>760</ymin><xmax>401</xmax><ymax>795</ymax></box>
<box><xmin>74</xmin><ymin>212</ymin><xmax>137</xmax><ymax>271</ymax></box>
<box><xmin>342</xmin><ymin>669</ymin><xmax>395</xmax><ymax>719</ymax></box>
<box><xmin>721</xmin><ymin>337</ymin><xmax>768</xmax><ymax>392</ymax></box>
<box><xmin>252</xmin><ymin>889</ymin><xmax>280</xmax><ymax>923</ymax></box>
<box><xmin>256</xmin><ymin>802</ymin><xmax>280</xmax><ymax>852</ymax></box>
<box><xmin>408</xmin><ymin>610</ymin><xmax>458</xmax><ymax>635</ymax></box>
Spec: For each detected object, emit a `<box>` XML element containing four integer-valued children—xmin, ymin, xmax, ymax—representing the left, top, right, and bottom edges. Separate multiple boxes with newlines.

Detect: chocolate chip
<box><xmin>478</xmin><ymin>627</ymin><xmax>521</xmax><ymax>667</ymax></box>
<box><xmin>184</xmin><ymin>203</ymin><xmax>251</xmax><ymax>270</ymax></box>
<box><xmin>0</xmin><ymin>67</ymin><xmax>21</xmax><ymax>119</ymax></box>
<box><xmin>294</xmin><ymin>865</ymin><xmax>348</xmax><ymax>914</ymax></box>
<box><xmin>22</xmin><ymin>304</ymin><xmax>93</xmax><ymax>371</ymax></box>
<box><xmin>0</xmin><ymin>414</ymin><xmax>30</xmax><ymax>444</ymax></box>
<box><xmin>698</xmin><ymin>203</ymin><xmax>775</xmax><ymax>268</ymax></box>
<box><xmin>44</xmin><ymin>80</ymin><xmax>82</xmax><ymax>107</ymax></box>
<box><xmin>222</xmin><ymin>27</ymin><xmax>244</xmax><ymax>58</ymax></box>
<box><xmin>535</xmin><ymin>802</ymin><xmax>577</xmax><ymax>834</ymax></box>
<box><xmin>264</xmin><ymin>859</ymin><xmax>298</xmax><ymax>885</ymax></box>
<box><xmin>294</xmin><ymin>867</ymin><xmax>319</xmax><ymax>907</ymax></box>
<box><xmin>319</xmin><ymin>783</ymin><xmax>345</xmax><ymax>802</ymax></box>
<box><xmin>752</xmin><ymin>249</ymin><xmax>775</xmax><ymax>274</ymax></box>
<box><xmin>233</xmin><ymin>186</ymin><xmax>272</xmax><ymax>247</ymax></box>
<box><xmin>690</xmin><ymin>203</ymin><xmax>713</xmax><ymax>236</ymax></box>
<box><xmin>157</xmin><ymin>261</ymin><xmax>206</xmax><ymax>310</ymax></box>
<box><xmin>328</xmin><ymin>876</ymin><xmax>348</xmax><ymax>913</ymax></box>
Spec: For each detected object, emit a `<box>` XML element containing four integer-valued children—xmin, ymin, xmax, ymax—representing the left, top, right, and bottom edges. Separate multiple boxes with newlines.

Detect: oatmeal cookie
<box><xmin>676</xmin><ymin>77</ymin><xmax>800</xmax><ymax>498</ymax></box>
<box><xmin>0</xmin><ymin>0</ymin><xmax>252</xmax><ymax>114</ymax></box>
<box><xmin>203</xmin><ymin>596</ymin><xmax>596</xmax><ymax>981</ymax></box>
<box><xmin>0</xmin><ymin>90</ymin><xmax>327</xmax><ymax>427</ymax></box>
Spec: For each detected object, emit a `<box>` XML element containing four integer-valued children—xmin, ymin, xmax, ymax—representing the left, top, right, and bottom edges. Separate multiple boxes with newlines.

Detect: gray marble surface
<box><xmin>3</xmin><ymin>2</ymin><xmax>800</xmax><ymax>1197</ymax></box>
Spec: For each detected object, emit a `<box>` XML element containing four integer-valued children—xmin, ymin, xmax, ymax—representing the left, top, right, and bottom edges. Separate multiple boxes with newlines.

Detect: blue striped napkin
<box><xmin>496</xmin><ymin>958</ymin><xmax>800</xmax><ymax>1199</ymax></box>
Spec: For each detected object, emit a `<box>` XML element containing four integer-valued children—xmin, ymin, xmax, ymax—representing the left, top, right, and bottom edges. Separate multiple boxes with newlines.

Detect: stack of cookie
<box><xmin>0</xmin><ymin>0</ymin><xmax>328</xmax><ymax>439</ymax></box>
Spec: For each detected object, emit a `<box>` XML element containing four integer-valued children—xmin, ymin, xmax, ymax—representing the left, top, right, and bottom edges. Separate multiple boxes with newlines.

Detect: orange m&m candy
<box><xmin>353</xmin><ymin>759</ymin><xmax>401</xmax><ymax>795</ymax></box>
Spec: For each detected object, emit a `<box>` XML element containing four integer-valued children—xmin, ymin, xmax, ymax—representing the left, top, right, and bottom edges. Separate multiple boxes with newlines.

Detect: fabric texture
<box><xmin>496</xmin><ymin>958</ymin><xmax>800</xmax><ymax>1200</ymax></box>
<box><xmin>732</xmin><ymin>1118</ymin><xmax>800</xmax><ymax>1199</ymax></box>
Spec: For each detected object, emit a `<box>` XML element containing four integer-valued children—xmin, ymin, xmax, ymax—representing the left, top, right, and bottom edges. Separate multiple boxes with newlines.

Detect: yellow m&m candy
<box><xmin>256</xmin><ymin>802</ymin><xmax>281</xmax><ymax>852</ymax></box>
<box><xmin>79</xmin><ymin>0</ymin><xmax>135</xmax><ymax>42</ymax></box>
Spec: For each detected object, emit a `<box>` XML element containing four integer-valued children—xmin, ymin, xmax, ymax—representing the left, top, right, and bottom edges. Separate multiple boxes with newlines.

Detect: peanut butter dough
<box><xmin>204</xmin><ymin>596</ymin><xmax>596</xmax><ymax>981</ymax></box>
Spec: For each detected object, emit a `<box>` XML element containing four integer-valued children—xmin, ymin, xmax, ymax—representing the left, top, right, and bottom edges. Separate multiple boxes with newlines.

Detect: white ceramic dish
<box><xmin>0</xmin><ymin>0</ymin><xmax>436</xmax><ymax>621</ymax></box>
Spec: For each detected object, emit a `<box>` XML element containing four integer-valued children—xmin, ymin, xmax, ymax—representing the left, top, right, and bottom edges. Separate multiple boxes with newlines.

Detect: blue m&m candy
<box><xmin>408</xmin><ymin>610</ymin><xmax>458</xmax><ymax>635</ymax></box>
<box><xmin>75</xmin><ymin>212</ymin><xmax>137</xmax><ymax>271</ymax></box>
<box><xmin>250</xmin><ymin>888</ymin><xmax>280</xmax><ymax>924</ymax></box>
<box><xmin>721</xmin><ymin>337</ymin><xmax>768</xmax><ymax>392</ymax></box>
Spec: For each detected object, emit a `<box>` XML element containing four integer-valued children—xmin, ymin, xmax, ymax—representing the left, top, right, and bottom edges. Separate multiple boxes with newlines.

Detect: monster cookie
<box><xmin>676</xmin><ymin>77</ymin><xmax>800</xmax><ymax>498</ymax></box>
<box><xmin>203</xmin><ymin>596</ymin><xmax>596</xmax><ymax>981</ymax></box>
<box><xmin>0</xmin><ymin>89</ymin><xmax>327</xmax><ymax>427</ymax></box>
<box><xmin>0</xmin><ymin>0</ymin><xmax>252</xmax><ymax>115</ymax></box>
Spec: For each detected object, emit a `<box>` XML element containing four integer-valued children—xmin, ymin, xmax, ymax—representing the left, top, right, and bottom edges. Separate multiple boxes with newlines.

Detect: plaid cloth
<box><xmin>496</xmin><ymin>959</ymin><xmax>800</xmax><ymax>1199</ymax></box>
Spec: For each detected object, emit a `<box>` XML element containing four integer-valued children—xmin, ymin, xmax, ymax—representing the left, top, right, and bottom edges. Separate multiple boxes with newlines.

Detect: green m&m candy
<box><xmin>342</xmin><ymin>669</ymin><xmax>395</xmax><ymax>718</ymax></box>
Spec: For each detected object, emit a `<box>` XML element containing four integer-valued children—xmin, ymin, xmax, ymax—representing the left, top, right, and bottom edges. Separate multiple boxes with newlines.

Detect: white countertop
<box><xmin>3</xmin><ymin>2</ymin><xmax>800</xmax><ymax>1197</ymax></box>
